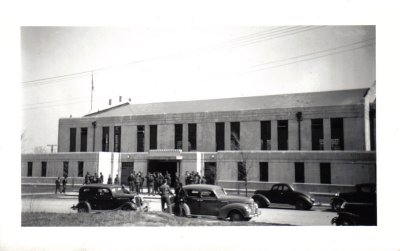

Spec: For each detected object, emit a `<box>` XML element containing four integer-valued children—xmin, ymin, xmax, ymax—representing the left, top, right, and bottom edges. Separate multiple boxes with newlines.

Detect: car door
<box><xmin>268</xmin><ymin>185</ymin><xmax>282</xmax><ymax>203</ymax></box>
<box><xmin>279</xmin><ymin>184</ymin><xmax>292</xmax><ymax>204</ymax></box>
<box><xmin>184</xmin><ymin>189</ymin><xmax>202</xmax><ymax>215</ymax></box>
<box><xmin>198</xmin><ymin>190</ymin><xmax>220</xmax><ymax>216</ymax></box>
<box><xmin>96</xmin><ymin>188</ymin><xmax>115</xmax><ymax>210</ymax></box>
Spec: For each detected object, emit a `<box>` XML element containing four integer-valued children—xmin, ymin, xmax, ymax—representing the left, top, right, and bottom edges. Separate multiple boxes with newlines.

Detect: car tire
<box><xmin>77</xmin><ymin>202</ymin><xmax>91</xmax><ymax>213</ymax></box>
<box><xmin>252</xmin><ymin>194</ymin><xmax>270</xmax><ymax>208</ymax></box>
<box><xmin>332</xmin><ymin>200</ymin><xmax>344</xmax><ymax>211</ymax></box>
<box><xmin>295</xmin><ymin>199</ymin><xmax>308</xmax><ymax>210</ymax></box>
<box><xmin>229</xmin><ymin>210</ymin><xmax>244</xmax><ymax>221</ymax></box>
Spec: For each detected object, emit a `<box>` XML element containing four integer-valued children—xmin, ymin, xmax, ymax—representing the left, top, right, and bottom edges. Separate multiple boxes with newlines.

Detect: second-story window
<box><xmin>102</xmin><ymin>127</ymin><xmax>109</xmax><ymax>152</ymax></box>
<box><xmin>230</xmin><ymin>122</ymin><xmax>240</xmax><ymax>150</ymax></box>
<box><xmin>114</xmin><ymin>126</ymin><xmax>121</xmax><ymax>152</ymax></box>
<box><xmin>69</xmin><ymin>128</ymin><xmax>76</xmax><ymax>152</ymax></box>
<box><xmin>277</xmin><ymin>120</ymin><xmax>288</xmax><ymax>150</ymax></box>
<box><xmin>175</xmin><ymin>124</ymin><xmax>183</xmax><ymax>149</ymax></box>
<box><xmin>311</xmin><ymin>119</ymin><xmax>324</xmax><ymax>150</ymax></box>
<box><xmin>41</xmin><ymin>162</ymin><xmax>47</xmax><ymax>177</ymax></box>
<box><xmin>216</xmin><ymin>122</ymin><xmax>225</xmax><ymax>151</ymax></box>
<box><xmin>261</xmin><ymin>121</ymin><xmax>271</xmax><ymax>150</ymax></box>
<box><xmin>150</xmin><ymin>125</ymin><xmax>157</xmax><ymax>150</ymax></box>
<box><xmin>80</xmin><ymin>127</ymin><xmax>88</xmax><ymax>152</ymax></box>
<box><xmin>331</xmin><ymin>118</ymin><xmax>344</xmax><ymax>150</ymax></box>
<box><xmin>188</xmin><ymin>123</ymin><xmax>197</xmax><ymax>151</ymax></box>
<box><xmin>137</xmin><ymin>125</ymin><xmax>145</xmax><ymax>152</ymax></box>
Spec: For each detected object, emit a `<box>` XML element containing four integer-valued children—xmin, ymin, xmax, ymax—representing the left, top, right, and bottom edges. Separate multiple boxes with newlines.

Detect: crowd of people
<box><xmin>54</xmin><ymin>169</ymin><xmax>203</xmax><ymax>217</ymax></box>
<box><xmin>184</xmin><ymin>171</ymin><xmax>207</xmax><ymax>185</ymax></box>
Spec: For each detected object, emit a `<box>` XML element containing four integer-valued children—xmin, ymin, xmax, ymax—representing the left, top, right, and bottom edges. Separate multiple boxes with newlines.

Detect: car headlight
<box><xmin>335</xmin><ymin>193</ymin><xmax>339</xmax><ymax>197</ymax></box>
<box><xmin>245</xmin><ymin>204</ymin><xmax>252</xmax><ymax>212</ymax></box>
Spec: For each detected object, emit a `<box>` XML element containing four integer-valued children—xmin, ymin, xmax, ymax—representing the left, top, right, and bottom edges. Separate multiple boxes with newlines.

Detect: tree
<box><xmin>33</xmin><ymin>146</ymin><xmax>48</xmax><ymax>154</ymax></box>
<box><xmin>231</xmin><ymin>132</ymin><xmax>254</xmax><ymax>197</ymax></box>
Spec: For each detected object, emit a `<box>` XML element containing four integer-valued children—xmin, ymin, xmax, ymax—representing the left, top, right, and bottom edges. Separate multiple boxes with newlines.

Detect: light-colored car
<box><xmin>172</xmin><ymin>184</ymin><xmax>260</xmax><ymax>221</ymax></box>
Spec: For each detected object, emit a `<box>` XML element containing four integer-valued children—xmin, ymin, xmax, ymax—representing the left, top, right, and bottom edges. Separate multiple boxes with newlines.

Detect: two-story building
<box><xmin>21</xmin><ymin>86</ymin><xmax>376</xmax><ymax>193</ymax></box>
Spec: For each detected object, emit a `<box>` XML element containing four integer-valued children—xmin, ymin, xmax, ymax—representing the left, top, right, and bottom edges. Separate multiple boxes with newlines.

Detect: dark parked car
<box><xmin>171</xmin><ymin>184</ymin><xmax>260</xmax><ymax>221</ymax></box>
<box><xmin>331</xmin><ymin>202</ymin><xmax>377</xmax><ymax>226</ymax></box>
<box><xmin>252</xmin><ymin>183</ymin><xmax>317</xmax><ymax>210</ymax></box>
<box><xmin>72</xmin><ymin>184</ymin><xmax>149</xmax><ymax>213</ymax></box>
<box><xmin>330</xmin><ymin>183</ymin><xmax>376</xmax><ymax>211</ymax></box>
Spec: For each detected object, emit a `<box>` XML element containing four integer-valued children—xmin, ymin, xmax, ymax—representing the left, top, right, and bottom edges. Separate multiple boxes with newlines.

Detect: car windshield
<box><xmin>214</xmin><ymin>187</ymin><xmax>227</xmax><ymax>196</ymax></box>
<box><xmin>112</xmin><ymin>187</ymin><xmax>126</xmax><ymax>194</ymax></box>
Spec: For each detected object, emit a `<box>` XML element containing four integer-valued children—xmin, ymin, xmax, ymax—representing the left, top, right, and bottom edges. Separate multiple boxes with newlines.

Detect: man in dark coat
<box><xmin>128</xmin><ymin>173</ymin><xmax>135</xmax><ymax>192</ymax></box>
<box><xmin>55</xmin><ymin>177</ymin><xmax>61</xmax><ymax>194</ymax></box>
<box><xmin>174</xmin><ymin>182</ymin><xmax>186</xmax><ymax>216</ymax></box>
<box><xmin>147</xmin><ymin>173</ymin><xmax>155</xmax><ymax>195</ymax></box>
<box><xmin>159</xmin><ymin>179</ymin><xmax>173</xmax><ymax>214</ymax></box>
<box><xmin>62</xmin><ymin>176</ymin><xmax>68</xmax><ymax>193</ymax></box>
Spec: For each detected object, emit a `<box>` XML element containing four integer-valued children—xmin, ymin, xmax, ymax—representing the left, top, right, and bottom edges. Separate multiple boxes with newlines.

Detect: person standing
<box><xmin>114</xmin><ymin>174</ymin><xmax>119</xmax><ymax>185</ymax></box>
<box><xmin>99</xmin><ymin>172</ymin><xmax>104</xmax><ymax>184</ymax></box>
<box><xmin>147</xmin><ymin>173</ymin><xmax>155</xmax><ymax>195</ymax></box>
<box><xmin>107</xmin><ymin>175</ymin><xmax>112</xmax><ymax>184</ymax></box>
<box><xmin>62</xmin><ymin>176</ymin><xmax>68</xmax><ymax>193</ymax></box>
<box><xmin>135</xmin><ymin>173</ymin><xmax>141</xmax><ymax>194</ymax></box>
<box><xmin>55</xmin><ymin>177</ymin><xmax>61</xmax><ymax>194</ymax></box>
<box><xmin>128</xmin><ymin>173</ymin><xmax>135</xmax><ymax>192</ymax></box>
<box><xmin>174</xmin><ymin>182</ymin><xmax>186</xmax><ymax>216</ymax></box>
<box><xmin>84</xmin><ymin>172</ymin><xmax>90</xmax><ymax>185</ymax></box>
<box><xmin>159</xmin><ymin>179</ymin><xmax>173</xmax><ymax>214</ymax></box>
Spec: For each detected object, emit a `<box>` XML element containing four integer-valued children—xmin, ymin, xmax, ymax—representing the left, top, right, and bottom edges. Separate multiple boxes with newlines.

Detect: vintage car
<box><xmin>252</xmin><ymin>183</ymin><xmax>317</xmax><ymax>210</ymax></box>
<box><xmin>331</xmin><ymin>201</ymin><xmax>377</xmax><ymax>226</ymax></box>
<box><xmin>330</xmin><ymin>183</ymin><xmax>376</xmax><ymax>211</ymax></box>
<box><xmin>171</xmin><ymin>184</ymin><xmax>260</xmax><ymax>221</ymax></box>
<box><xmin>72</xmin><ymin>184</ymin><xmax>149</xmax><ymax>213</ymax></box>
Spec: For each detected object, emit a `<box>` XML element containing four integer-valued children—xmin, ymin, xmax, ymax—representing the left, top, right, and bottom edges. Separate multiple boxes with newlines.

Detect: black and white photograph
<box><xmin>1</xmin><ymin>1</ymin><xmax>400</xmax><ymax>251</ymax></box>
<box><xmin>20</xmin><ymin>25</ymin><xmax>377</xmax><ymax>227</ymax></box>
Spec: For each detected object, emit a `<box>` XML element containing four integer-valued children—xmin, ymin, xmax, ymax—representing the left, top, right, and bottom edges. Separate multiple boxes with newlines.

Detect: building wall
<box><xmin>58</xmin><ymin>104</ymin><xmax>366</xmax><ymax>154</ymax></box>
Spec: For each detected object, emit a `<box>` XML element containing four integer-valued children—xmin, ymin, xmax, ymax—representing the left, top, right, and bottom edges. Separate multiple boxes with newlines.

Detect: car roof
<box><xmin>183</xmin><ymin>184</ymin><xmax>221</xmax><ymax>190</ymax></box>
<box><xmin>79</xmin><ymin>184</ymin><xmax>120</xmax><ymax>190</ymax></box>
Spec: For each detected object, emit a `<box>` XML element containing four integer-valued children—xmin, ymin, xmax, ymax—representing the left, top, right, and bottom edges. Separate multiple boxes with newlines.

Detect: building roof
<box><xmin>84</xmin><ymin>88</ymin><xmax>368</xmax><ymax>118</ymax></box>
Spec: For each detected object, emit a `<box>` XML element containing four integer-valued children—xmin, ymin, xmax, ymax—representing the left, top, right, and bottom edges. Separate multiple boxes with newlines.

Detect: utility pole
<box><xmin>47</xmin><ymin>144</ymin><xmax>57</xmax><ymax>153</ymax></box>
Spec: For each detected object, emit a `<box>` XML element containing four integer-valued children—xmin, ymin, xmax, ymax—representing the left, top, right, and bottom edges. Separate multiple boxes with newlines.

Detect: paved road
<box><xmin>21</xmin><ymin>195</ymin><xmax>336</xmax><ymax>226</ymax></box>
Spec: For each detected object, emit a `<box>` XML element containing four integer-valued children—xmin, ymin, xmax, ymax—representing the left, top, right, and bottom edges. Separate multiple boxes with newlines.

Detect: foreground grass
<box><xmin>22</xmin><ymin>211</ymin><xmax>288</xmax><ymax>227</ymax></box>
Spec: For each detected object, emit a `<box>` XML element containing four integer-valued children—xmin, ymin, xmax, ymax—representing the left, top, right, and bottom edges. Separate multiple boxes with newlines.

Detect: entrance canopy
<box><xmin>148</xmin><ymin>149</ymin><xmax>183</xmax><ymax>160</ymax></box>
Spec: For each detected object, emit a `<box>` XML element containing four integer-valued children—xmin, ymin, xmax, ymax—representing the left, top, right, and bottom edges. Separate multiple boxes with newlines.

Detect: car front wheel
<box><xmin>229</xmin><ymin>210</ymin><xmax>244</xmax><ymax>221</ymax></box>
<box><xmin>77</xmin><ymin>202</ymin><xmax>91</xmax><ymax>213</ymax></box>
<box><xmin>295</xmin><ymin>199</ymin><xmax>309</xmax><ymax>210</ymax></box>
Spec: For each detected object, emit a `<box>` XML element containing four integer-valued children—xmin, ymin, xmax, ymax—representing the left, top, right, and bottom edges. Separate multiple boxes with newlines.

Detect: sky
<box><xmin>20</xmin><ymin>26</ymin><xmax>376</xmax><ymax>153</ymax></box>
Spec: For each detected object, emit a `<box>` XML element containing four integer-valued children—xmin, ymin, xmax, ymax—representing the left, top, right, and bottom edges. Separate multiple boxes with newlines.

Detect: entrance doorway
<box><xmin>121</xmin><ymin>162</ymin><xmax>134</xmax><ymax>186</ymax></box>
<box><xmin>148</xmin><ymin>160</ymin><xmax>179</xmax><ymax>188</ymax></box>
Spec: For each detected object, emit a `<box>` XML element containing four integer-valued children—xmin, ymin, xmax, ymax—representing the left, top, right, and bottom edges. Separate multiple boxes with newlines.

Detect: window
<box><xmin>80</xmin><ymin>127</ymin><xmax>88</xmax><ymax>152</ymax></box>
<box><xmin>331</xmin><ymin>118</ymin><xmax>344</xmax><ymax>150</ymax></box>
<box><xmin>70</xmin><ymin>128</ymin><xmax>76</xmax><ymax>152</ymax></box>
<box><xmin>261</xmin><ymin>121</ymin><xmax>271</xmax><ymax>150</ymax></box>
<box><xmin>27</xmin><ymin>162</ymin><xmax>33</xmax><ymax>177</ymax></box>
<box><xmin>78</xmin><ymin>161</ymin><xmax>84</xmax><ymax>177</ymax></box>
<box><xmin>295</xmin><ymin>162</ymin><xmax>305</xmax><ymax>183</ymax></box>
<box><xmin>188</xmin><ymin>123</ymin><xmax>197</xmax><ymax>151</ymax></box>
<box><xmin>41</xmin><ymin>162</ymin><xmax>47</xmax><ymax>177</ymax></box>
<box><xmin>237</xmin><ymin>162</ymin><xmax>246</xmax><ymax>181</ymax></box>
<box><xmin>63</xmin><ymin>161</ymin><xmax>69</xmax><ymax>177</ymax></box>
<box><xmin>320</xmin><ymin>163</ymin><xmax>331</xmax><ymax>184</ymax></box>
<box><xmin>114</xmin><ymin>126</ymin><xmax>121</xmax><ymax>152</ymax></box>
<box><xmin>102</xmin><ymin>127</ymin><xmax>109</xmax><ymax>152</ymax></box>
<box><xmin>215</xmin><ymin>122</ymin><xmax>225</xmax><ymax>151</ymax></box>
<box><xmin>150</xmin><ymin>125</ymin><xmax>157</xmax><ymax>150</ymax></box>
<box><xmin>137</xmin><ymin>125</ymin><xmax>144</xmax><ymax>152</ymax></box>
<box><xmin>175</xmin><ymin>124</ymin><xmax>183</xmax><ymax>149</ymax></box>
<box><xmin>230</xmin><ymin>122</ymin><xmax>240</xmax><ymax>150</ymax></box>
<box><xmin>277</xmin><ymin>120</ymin><xmax>288</xmax><ymax>150</ymax></box>
<box><xmin>311</xmin><ymin>119</ymin><xmax>324</xmax><ymax>150</ymax></box>
<box><xmin>259</xmin><ymin>162</ymin><xmax>268</xmax><ymax>181</ymax></box>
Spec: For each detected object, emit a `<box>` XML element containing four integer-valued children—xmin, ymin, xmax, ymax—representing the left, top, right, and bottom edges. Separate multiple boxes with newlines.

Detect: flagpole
<box><xmin>90</xmin><ymin>72</ymin><xmax>94</xmax><ymax>112</ymax></box>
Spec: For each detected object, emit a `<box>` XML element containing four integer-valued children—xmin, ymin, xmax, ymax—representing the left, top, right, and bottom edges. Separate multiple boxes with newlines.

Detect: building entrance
<box><xmin>148</xmin><ymin>160</ymin><xmax>179</xmax><ymax>188</ymax></box>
